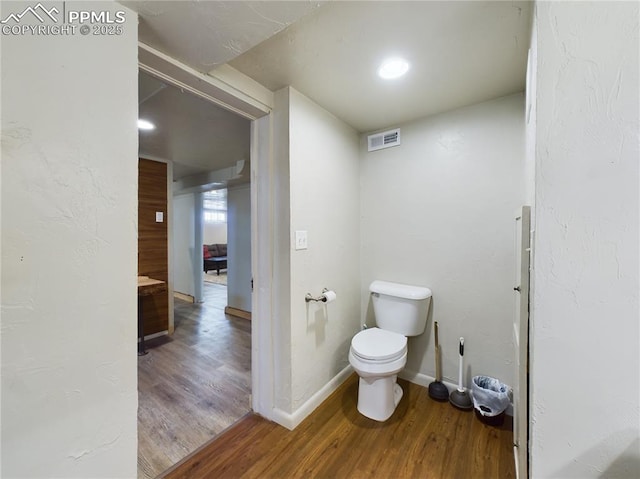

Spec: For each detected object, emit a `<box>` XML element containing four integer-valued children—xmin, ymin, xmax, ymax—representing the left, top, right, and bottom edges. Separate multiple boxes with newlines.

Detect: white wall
<box><xmin>268</xmin><ymin>87</ymin><xmax>362</xmax><ymax>421</ymax></box>
<box><xmin>531</xmin><ymin>2</ymin><xmax>639</xmax><ymax>477</ymax></box>
<box><xmin>524</xmin><ymin>5</ymin><xmax>537</xmax><ymax>210</ymax></box>
<box><xmin>288</xmin><ymin>88</ymin><xmax>361</xmax><ymax>412</ymax></box>
<box><xmin>173</xmin><ymin>193</ymin><xmax>196</xmax><ymax>297</ymax></box>
<box><xmin>360</xmin><ymin>94</ymin><xmax>526</xmax><ymax>390</ymax></box>
<box><xmin>227</xmin><ymin>185</ymin><xmax>252</xmax><ymax>312</ymax></box>
<box><xmin>0</xmin><ymin>3</ymin><xmax>138</xmax><ymax>477</ymax></box>
<box><xmin>203</xmin><ymin>221</ymin><xmax>227</xmax><ymax>245</ymax></box>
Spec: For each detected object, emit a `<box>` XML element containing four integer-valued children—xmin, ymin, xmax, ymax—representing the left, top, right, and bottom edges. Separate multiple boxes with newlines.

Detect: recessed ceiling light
<box><xmin>378</xmin><ymin>58</ymin><xmax>410</xmax><ymax>80</ymax></box>
<box><xmin>137</xmin><ymin>119</ymin><xmax>155</xmax><ymax>130</ymax></box>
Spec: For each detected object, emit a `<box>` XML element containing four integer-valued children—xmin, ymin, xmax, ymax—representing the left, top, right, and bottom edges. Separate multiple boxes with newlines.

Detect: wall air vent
<box><xmin>367</xmin><ymin>128</ymin><xmax>401</xmax><ymax>152</ymax></box>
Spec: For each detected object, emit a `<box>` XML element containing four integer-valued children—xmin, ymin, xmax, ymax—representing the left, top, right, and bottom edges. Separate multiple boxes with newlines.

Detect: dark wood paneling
<box><xmin>138</xmin><ymin>158</ymin><xmax>168</xmax><ymax>336</ymax></box>
<box><xmin>161</xmin><ymin>374</ymin><xmax>515</xmax><ymax>479</ymax></box>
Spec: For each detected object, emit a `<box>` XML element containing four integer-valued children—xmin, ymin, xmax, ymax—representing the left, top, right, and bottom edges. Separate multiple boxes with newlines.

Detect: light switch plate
<box><xmin>295</xmin><ymin>230</ymin><xmax>308</xmax><ymax>250</ymax></box>
<box><xmin>156</xmin><ymin>211</ymin><xmax>164</xmax><ymax>223</ymax></box>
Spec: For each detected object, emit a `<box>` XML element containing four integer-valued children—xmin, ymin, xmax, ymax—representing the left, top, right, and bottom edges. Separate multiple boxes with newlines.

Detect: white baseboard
<box><xmin>271</xmin><ymin>364</ymin><xmax>354</xmax><ymax>430</ymax></box>
<box><xmin>269</xmin><ymin>366</ymin><xmax>513</xmax><ymax>431</ymax></box>
<box><xmin>399</xmin><ymin>368</ymin><xmax>514</xmax><ymax>416</ymax></box>
<box><xmin>399</xmin><ymin>369</ymin><xmax>458</xmax><ymax>392</ymax></box>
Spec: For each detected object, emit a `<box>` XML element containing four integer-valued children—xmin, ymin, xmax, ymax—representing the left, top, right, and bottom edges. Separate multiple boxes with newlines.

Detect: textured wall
<box><xmin>288</xmin><ymin>88</ymin><xmax>361</xmax><ymax>412</ymax></box>
<box><xmin>173</xmin><ymin>193</ymin><xmax>196</xmax><ymax>297</ymax></box>
<box><xmin>360</xmin><ymin>94</ymin><xmax>526</xmax><ymax>390</ymax></box>
<box><xmin>531</xmin><ymin>2</ymin><xmax>640</xmax><ymax>477</ymax></box>
<box><xmin>0</xmin><ymin>2</ymin><xmax>138</xmax><ymax>477</ymax></box>
<box><xmin>227</xmin><ymin>185</ymin><xmax>252</xmax><ymax>312</ymax></box>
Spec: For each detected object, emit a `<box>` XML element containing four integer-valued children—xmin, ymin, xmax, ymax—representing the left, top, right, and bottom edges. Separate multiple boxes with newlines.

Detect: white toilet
<box><xmin>348</xmin><ymin>280</ymin><xmax>432</xmax><ymax>421</ymax></box>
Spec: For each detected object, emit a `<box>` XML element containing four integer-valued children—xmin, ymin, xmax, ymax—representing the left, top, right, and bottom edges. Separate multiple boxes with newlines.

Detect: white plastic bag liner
<box><xmin>471</xmin><ymin>375</ymin><xmax>510</xmax><ymax>417</ymax></box>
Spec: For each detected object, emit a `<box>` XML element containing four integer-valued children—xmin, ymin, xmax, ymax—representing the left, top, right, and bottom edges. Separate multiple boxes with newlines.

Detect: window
<box><xmin>203</xmin><ymin>189</ymin><xmax>227</xmax><ymax>224</ymax></box>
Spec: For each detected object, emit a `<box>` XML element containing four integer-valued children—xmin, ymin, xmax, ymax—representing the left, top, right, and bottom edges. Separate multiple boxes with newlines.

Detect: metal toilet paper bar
<box><xmin>305</xmin><ymin>288</ymin><xmax>336</xmax><ymax>303</ymax></box>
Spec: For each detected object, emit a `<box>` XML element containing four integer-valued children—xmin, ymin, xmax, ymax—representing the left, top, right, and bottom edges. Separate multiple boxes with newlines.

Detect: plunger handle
<box><xmin>434</xmin><ymin>322</ymin><xmax>441</xmax><ymax>381</ymax></box>
<box><xmin>457</xmin><ymin>337</ymin><xmax>465</xmax><ymax>392</ymax></box>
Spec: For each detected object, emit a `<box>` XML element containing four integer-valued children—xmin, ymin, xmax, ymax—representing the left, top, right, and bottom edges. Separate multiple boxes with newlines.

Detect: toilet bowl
<box><xmin>349</xmin><ymin>327</ymin><xmax>407</xmax><ymax>421</ymax></box>
<box><xmin>349</xmin><ymin>280</ymin><xmax>432</xmax><ymax>422</ymax></box>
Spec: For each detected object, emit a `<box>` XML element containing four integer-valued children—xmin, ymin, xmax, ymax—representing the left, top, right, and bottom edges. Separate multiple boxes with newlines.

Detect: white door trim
<box><xmin>514</xmin><ymin>206</ymin><xmax>531</xmax><ymax>479</ymax></box>
<box><xmin>250</xmin><ymin>116</ymin><xmax>275</xmax><ymax>419</ymax></box>
<box><xmin>138</xmin><ymin>42</ymin><xmax>273</xmax><ymax>120</ymax></box>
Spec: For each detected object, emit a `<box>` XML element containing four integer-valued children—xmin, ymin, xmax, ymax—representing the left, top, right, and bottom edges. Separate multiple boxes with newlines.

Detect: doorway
<box><xmin>136</xmin><ymin>66</ymin><xmax>257</xmax><ymax>477</ymax></box>
<box><xmin>202</xmin><ymin>189</ymin><xmax>228</xmax><ymax>288</ymax></box>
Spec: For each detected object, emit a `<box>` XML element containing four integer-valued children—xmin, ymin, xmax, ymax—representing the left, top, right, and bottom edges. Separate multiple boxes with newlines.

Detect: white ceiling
<box><xmin>138</xmin><ymin>71</ymin><xmax>250</xmax><ymax>180</ymax></box>
<box><xmin>127</xmin><ymin>0</ymin><xmax>324</xmax><ymax>182</ymax></box>
<box><xmin>123</xmin><ymin>0</ymin><xmax>324</xmax><ymax>71</ymax></box>
<box><xmin>128</xmin><ymin>1</ymin><xmax>532</xmax><ymax>179</ymax></box>
<box><xmin>230</xmin><ymin>1</ymin><xmax>532</xmax><ymax>132</ymax></box>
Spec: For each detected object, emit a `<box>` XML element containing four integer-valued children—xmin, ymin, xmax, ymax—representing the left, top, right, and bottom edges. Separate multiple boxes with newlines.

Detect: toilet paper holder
<box><xmin>305</xmin><ymin>288</ymin><xmax>331</xmax><ymax>303</ymax></box>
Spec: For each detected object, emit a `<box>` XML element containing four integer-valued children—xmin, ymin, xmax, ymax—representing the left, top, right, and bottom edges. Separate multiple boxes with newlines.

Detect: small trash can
<box><xmin>471</xmin><ymin>375</ymin><xmax>510</xmax><ymax>418</ymax></box>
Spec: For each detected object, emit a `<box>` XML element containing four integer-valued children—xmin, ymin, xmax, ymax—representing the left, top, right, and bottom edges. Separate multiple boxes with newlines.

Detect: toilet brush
<box><xmin>428</xmin><ymin>322</ymin><xmax>449</xmax><ymax>401</ymax></box>
<box><xmin>449</xmin><ymin>337</ymin><xmax>473</xmax><ymax>410</ymax></box>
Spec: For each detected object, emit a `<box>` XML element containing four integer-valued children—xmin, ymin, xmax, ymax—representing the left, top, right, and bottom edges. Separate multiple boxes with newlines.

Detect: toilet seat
<box><xmin>351</xmin><ymin>328</ymin><xmax>407</xmax><ymax>362</ymax></box>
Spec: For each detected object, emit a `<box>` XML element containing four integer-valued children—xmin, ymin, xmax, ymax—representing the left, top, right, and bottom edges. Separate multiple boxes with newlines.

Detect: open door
<box><xmin>513</xmin><ymin>206</ymin><xmax>531</xmax><ymax>479</ymax></box>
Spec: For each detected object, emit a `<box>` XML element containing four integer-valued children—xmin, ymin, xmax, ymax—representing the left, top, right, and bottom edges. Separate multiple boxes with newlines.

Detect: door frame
<box><xmin>138</xmin><ymin>42</ymin><xmax>276</xmax><ymax>420</ymax></box>
<box><xmin>514</xmin><ymin>206</ymin><xmax>531</xmax><ymax>479</ymax></box>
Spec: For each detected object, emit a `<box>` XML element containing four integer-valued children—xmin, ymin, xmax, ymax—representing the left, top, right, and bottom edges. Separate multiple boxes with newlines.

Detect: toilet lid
<box><xmin>351</xmin><ymin>328</ymin><xmax>407</xmax><ymax>361</ymax></box>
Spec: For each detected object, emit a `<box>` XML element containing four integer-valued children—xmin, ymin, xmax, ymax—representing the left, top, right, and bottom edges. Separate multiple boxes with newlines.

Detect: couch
<box><xmin>203</xmin><ymin>244</ymin><xmax>227</xmax><ymax>275</ymax></box>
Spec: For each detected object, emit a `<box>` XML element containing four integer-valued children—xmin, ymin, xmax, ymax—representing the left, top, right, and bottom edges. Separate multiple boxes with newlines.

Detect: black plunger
<box><xmin>428</xmin><ymin>322</ymin><xmax>449</xmax><ymax>401</ymax></box>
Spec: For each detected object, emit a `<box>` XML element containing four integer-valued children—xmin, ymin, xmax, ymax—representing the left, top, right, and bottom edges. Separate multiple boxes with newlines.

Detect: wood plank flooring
<box><xmin>162</xmin><ymin>374</ymin><xmax>515</xmax><ymax>479</ymax></box>
<box><xmin>138</xmin><ymin>283</ymin><xmax>251</xmax><ymax>479</ymax></box>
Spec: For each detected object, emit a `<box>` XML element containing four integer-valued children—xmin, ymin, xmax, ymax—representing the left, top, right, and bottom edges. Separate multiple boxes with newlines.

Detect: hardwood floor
<box><xmin>161</xmin><ymin>374</ymin><xmax>515</xmax><ymax>479</ymax></box>
<box><xmin>138</xmin><ymin>283</ymin><xmax>251</xmax><ymax>479</ymax></box>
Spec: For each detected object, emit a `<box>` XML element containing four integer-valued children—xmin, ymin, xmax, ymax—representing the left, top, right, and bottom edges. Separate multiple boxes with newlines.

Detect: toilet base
<box><xmin>356</xmin><ymin>374</ymin><xmax>403</xmax><ymax>422</ymax></box>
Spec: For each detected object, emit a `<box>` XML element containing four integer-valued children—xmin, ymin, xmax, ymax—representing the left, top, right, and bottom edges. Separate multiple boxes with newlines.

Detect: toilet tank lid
<box><xmin>369</xmin><ymin>280</ymin><xmax>432</xmax><ymax>300</ymax></box>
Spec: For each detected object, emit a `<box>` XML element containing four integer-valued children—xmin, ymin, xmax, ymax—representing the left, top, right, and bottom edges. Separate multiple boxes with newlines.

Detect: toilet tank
<box><xmin>370</xmin><ymin>280</ymin><xmax>432</xmax><ymax>336</ymax></box>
